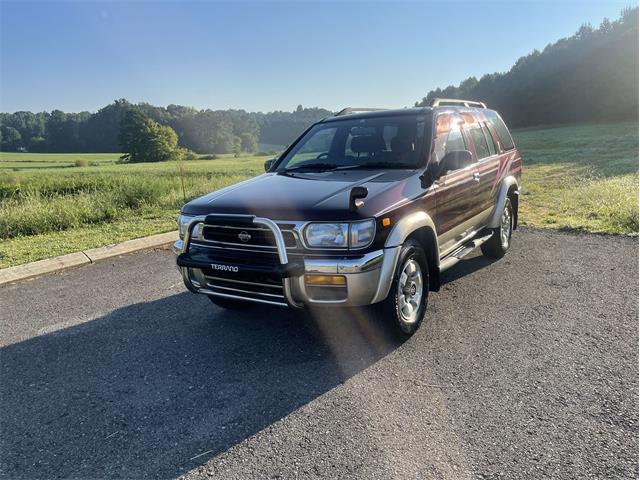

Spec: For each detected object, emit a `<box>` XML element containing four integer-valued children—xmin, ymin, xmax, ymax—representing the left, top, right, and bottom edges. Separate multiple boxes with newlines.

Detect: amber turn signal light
<box><xmin>304</xmin><ymin>275</ymin><xmax>347</xmax><ymax>286</ymax></box>
<box><xmin>382</xmin><ymin>217</ymin><xmax>391</xmax><ymax>227</ymax></box>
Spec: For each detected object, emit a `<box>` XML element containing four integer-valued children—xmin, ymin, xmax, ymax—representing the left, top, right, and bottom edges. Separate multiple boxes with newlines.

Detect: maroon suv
<box><xmin>174</xmin><ymin>99</ymin><xmax>522</xmax><ymax>337</ymax></box>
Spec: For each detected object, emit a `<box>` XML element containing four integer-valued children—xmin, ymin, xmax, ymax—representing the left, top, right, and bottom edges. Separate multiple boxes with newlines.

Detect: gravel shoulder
<box><xmin>0</xmin><ymin>228</ymin><xmax>637</xmax><ymax>479</ymax></box>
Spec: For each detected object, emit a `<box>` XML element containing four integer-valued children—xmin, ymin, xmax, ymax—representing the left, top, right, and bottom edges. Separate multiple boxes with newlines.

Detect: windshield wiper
<box><xmin>282</xmin><ymin>162</ymin><xmax>416</xmax><ymax>173</ymax></box>
<box><xmin>338</xmin><ymin>162</ymin><xmax>418</xmax><ymax>170</ymax></box>
<box><xmin>282</xmin><ymin>163</ymin><xmax>340</xmax><ymax>172</ymax></box>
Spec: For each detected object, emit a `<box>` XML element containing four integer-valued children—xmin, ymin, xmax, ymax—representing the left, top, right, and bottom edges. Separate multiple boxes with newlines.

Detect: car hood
<box><xmin>181</xmin><ymin>169</ymin><xmax>423</xmax><ymax>221</ymax></box>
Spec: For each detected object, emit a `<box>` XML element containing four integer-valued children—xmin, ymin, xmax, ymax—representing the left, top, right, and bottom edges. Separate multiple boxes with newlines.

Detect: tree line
<box><xmin>415</xmin><ymin>7</ymin><xmax>638</xmax><ymax>127</ymax></box>
<box><xmin>0</xmin><ymin>101</ymin><xmax>332</xmax><ymax>154</ymax></box>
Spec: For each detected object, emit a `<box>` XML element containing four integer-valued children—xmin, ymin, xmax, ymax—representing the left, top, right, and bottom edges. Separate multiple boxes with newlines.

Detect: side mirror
<box><xmin>349</xmin><ymin>186</ymin><xmax>368</xmax><ymax>210</ymax></box>
<box><xmin>264</xmin><ymin>158</ymin><xmax>276</xmax><ymax>172</ymax></box>
<box><xmin>437</xmin><ymin>150</ymin><xmax>473</xmax><ymax>178</ymax></box>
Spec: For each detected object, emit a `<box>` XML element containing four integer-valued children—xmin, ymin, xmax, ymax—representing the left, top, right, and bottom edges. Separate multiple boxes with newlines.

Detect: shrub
<box><xmin>200</xmin><ymin>154</ymin><xmax>218</xmax><ymax>160</ymax></box>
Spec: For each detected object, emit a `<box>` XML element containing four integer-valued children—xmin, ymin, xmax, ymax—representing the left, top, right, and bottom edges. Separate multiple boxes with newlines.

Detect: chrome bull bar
<box><xmin>180</xmin><ymin>214</ymin><xmax>303</xmax><ymax>308</ymax></box>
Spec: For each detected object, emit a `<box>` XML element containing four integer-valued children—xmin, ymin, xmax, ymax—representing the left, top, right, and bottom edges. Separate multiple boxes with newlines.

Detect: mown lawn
<box><xmin>0</xmin><ymin>121</ymin><xmax>637</xmax><ymax>268</ymax></box>
<box><xmin>513</xmin><ymin>122</ymin><xmax>638</xmax><ymax>234</ymax></box>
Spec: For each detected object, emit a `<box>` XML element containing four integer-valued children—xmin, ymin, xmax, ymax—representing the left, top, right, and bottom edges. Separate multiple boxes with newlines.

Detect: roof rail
<box><xmin>431</xmin><ymin>98</ymin><xmax>486</xmax><ymax>109</ymax></box>
<box><xmin>334</xmin><ymin>107</ymin><xmax>387</xmax><ymax>117</ymax></box>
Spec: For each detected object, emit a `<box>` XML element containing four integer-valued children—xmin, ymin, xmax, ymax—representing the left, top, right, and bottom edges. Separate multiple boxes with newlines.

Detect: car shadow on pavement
<box><xmin>0</xmin><ymin>292</ymin><xmax>402</xmax><ymax>479</ymax></box>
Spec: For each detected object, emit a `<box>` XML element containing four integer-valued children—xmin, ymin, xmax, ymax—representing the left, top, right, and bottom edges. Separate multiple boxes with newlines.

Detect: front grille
<box><xmin>202</xmin><ymin>225</ymin><xmax>297</xmax><ymax>249</ymax></box>
<box><xmin>202</xmin><ymin>273</ymin><xmax>286</xmax><ymax>305</ymax></box>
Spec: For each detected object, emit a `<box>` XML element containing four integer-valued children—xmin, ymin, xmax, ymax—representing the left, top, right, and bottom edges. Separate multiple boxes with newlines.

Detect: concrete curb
<box><xmin>0</xmin><ymin>231</ymin><xmax>178</xmax><ymax>286</ymax></box>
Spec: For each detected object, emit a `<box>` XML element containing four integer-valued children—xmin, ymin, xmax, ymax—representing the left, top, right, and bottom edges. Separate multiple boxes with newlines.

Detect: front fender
<box><xmin>384</xmin><ymin>210</ymin><xmax>439</xmax><ymax>267</ymax></box>
<box><xmin>487</xmin><ymin>176</ymin><xmax>519</xmax><ymax>229</ymax></box>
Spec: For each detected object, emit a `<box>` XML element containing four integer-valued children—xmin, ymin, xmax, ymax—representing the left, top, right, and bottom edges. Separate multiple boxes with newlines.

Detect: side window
<box><xmin>485</xmin><ymin>110</ymin><xmax>514</xmax><ymax>150</ymax></box>
<box><xmin>444</xmin><ymin>128</ymin><xmax>466</xmax><ymax>156</ymax></box>
<box><xmin>481</xmin><ymin>124</ymin><xmax>497</xmax><ymax>156</ymax></box>
<box><xmin>432</xmin><ymin>113</ymin><xmax>469</xmax><ymax>171</ymax></box>
<box><xmin>470</xmin><ymin>127</ymin><xmax>490</xmax><ymax>160</ymax></box>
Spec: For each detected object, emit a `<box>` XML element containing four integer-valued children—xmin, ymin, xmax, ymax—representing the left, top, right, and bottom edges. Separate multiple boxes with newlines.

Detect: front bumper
<box><xmin>174</xmin><ymin>238</ymin><xmax>399</xmax><ymax>308</ymax></box>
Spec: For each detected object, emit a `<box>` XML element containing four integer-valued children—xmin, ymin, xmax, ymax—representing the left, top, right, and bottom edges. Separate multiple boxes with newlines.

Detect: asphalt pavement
<box><xmin>0</xmin><ymin>228</ymin><xmax>637</xmax><ymax>479</ymax></box>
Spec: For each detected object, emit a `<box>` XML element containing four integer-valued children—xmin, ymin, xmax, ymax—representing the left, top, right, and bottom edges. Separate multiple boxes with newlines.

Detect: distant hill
<box><xmin>415</xmin><ymin>7</ymin><xmax>638</xmax><ymax>128</ymax></box>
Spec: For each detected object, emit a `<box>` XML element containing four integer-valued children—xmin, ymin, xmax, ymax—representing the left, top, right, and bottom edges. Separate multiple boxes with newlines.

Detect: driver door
<box><xmin>433</xmin><ymin>124</ymin><xmax>480</xmax><ymax>257</ymax></box>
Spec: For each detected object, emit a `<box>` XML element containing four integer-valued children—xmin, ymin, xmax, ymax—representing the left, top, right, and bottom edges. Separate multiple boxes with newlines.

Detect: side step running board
<box><xmin>439</xmin><ymin>232</ymin><xmax>493</xmax><ymax>272</ymax></box>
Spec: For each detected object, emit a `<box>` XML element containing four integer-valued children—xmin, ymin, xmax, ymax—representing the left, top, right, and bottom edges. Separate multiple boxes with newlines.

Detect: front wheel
<box><xmin>375</xmin><ymin>239</ymin><xmax>429</xmax><ymax>338</ymax></box>
<box><xmin>481</xmin><ymin>197</ymin><xmax>514</xmax><ymax>259</ymax></box>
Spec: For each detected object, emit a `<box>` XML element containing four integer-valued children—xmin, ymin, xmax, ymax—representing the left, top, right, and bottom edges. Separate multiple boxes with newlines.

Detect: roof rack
<box><xmin>334</xmin><ymin>107</ymin><xmax>387</xmax><ymax>117</ymax></box>
<box><xmin>431</xmin><ymin>98</ymin><xmax>486</xmax><ymax>109</ymax></box>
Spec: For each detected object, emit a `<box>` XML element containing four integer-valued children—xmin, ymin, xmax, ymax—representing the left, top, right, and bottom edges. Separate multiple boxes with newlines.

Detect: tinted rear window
<box><xmin>485</xmin><ymin>111</ymin><xmax>515</xmax><ymax>150</ymax></box>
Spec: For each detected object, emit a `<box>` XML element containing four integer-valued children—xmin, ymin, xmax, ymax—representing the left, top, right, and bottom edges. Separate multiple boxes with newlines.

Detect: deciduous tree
<box><xmin>118</xmin><ymin>110</ymin><xmax>182</xmax><ymax>163</ymax></box>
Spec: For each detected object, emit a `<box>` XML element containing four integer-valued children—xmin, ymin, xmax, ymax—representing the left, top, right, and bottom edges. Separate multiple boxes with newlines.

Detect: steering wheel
<box><xmin>315</xmin><ymin>152</ymin><xmax>330</xmax><ymax>161</ymax></box>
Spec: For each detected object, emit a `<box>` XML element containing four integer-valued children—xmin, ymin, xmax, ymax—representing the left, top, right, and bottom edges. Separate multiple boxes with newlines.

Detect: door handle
<box><xmin>473</xmin><ymin>172</ymin><xmax>481</xmax><ymax>182</ymax></box>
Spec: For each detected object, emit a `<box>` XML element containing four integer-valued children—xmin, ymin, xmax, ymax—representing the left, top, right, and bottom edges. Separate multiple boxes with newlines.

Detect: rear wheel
<box><xmin>481</xmin><ymin>197</ymin><xmax>513</xmax><ymax>259</ymax></box>
<box><xmin>207</xmin><ymin>295</ymin><xmax>255</xmax><ymax>310</ymax></box>
<box><xmin>375</xmin><ymin>239</ymin><xmax>429</xmax><ymax>338</ymax></box>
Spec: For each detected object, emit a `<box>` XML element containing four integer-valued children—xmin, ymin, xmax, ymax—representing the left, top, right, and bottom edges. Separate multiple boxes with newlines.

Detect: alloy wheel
<box><xmin>396</xmin><ymin>258</ymin><xmax>423</xmax><ymax>325</ymax></box>
<box><xmin>500</xmin><ymin>203</ymin><xmax>512</xmax><ymax>249</ymax></box>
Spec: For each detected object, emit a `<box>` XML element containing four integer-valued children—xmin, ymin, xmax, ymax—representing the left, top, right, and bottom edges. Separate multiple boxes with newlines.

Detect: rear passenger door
<box><xmin>468</xmin><ymin>122</ymin><xmax>500</xmax><ymax>219</ymax></box>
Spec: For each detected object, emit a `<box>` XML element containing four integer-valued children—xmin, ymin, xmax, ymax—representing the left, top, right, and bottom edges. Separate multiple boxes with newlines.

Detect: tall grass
<box><xmin>0</xmin><ymin>154</ymin><xmax>262</xmax><ymax>240</ymax></box>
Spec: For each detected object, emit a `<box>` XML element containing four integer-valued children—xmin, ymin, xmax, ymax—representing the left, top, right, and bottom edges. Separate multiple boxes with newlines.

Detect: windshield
<box><xmin>276</xmin><ymin>114</ymin><xmax>430</xmax><ymax>171</ymax></box>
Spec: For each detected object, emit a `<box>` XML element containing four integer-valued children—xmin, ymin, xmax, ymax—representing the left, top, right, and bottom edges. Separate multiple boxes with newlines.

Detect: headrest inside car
<box><xmin>391</xmin><ymin>136</ymin><xmax>414</xmax><ymax>156</ymax></box>
<box><xmin>350</xmin><ymin>135</ymin><xmax>385</xmax><ymax>154</ymax></box>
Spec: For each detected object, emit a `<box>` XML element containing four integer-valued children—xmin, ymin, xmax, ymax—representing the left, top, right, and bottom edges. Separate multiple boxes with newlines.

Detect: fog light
<box><xmin>304</xmin><ymin>274</ymin><xmax>347</xmax><ymax>286</ymax></box>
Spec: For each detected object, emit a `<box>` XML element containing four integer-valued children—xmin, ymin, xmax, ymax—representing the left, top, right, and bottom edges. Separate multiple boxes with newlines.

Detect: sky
<box><xmin>0</xmin><ymin>0</ymin><xmax>631</xmax><ymax>113</ymax></box>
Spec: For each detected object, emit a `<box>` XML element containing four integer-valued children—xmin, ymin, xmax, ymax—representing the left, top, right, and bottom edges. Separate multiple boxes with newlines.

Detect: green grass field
<box><xmin>0</xmin><ymin>121</ymin><xmax>637</xmax><ymax>268</ymax></box>
<box><xmin>514</xmin><ymin>122</ymin><xmax>638</xmax><ymax>234</ymax></box>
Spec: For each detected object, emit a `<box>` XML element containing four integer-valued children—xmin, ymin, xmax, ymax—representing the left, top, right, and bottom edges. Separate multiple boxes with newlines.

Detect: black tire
<box><xmin>375</xmin><ymin>239</ymin><xmax>429</xmax><ymax>338</ymax></box>
<box><xmin>207</xmin><ymin>295</ymin><xmax>255</xmax><ymax>310</ymax></box>
<box><xmin>481</xmin><ymin>197</ymin><xmax>514</xmax><ymax>259</ymax></box>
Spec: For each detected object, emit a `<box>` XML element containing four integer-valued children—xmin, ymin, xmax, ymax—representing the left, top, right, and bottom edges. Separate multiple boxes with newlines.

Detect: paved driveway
<box><xmin>1</xmin><ymin>228</ymin><xmax>637</xmax><ymax>479</ymax></box>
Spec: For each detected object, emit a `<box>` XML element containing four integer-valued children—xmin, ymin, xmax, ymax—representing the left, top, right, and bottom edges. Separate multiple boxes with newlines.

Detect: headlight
<box><xmin>349</xmin><ymin>219</ymin><xmax>376</xmax><ymax>248</ymax></box>
<box><xmin>305</xmin><ymin>223</ymin><xmax>349</xmax><ymax>248</ymax></box>
<box><xmin>178</xmin><ymin>214</ymin><xmax>194</xmax><ymax>239</ymax></box>
<box><xmin>304</xmin><ymin>219</ymin><xmax>375</xmax><ymax>249</ymax></box>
